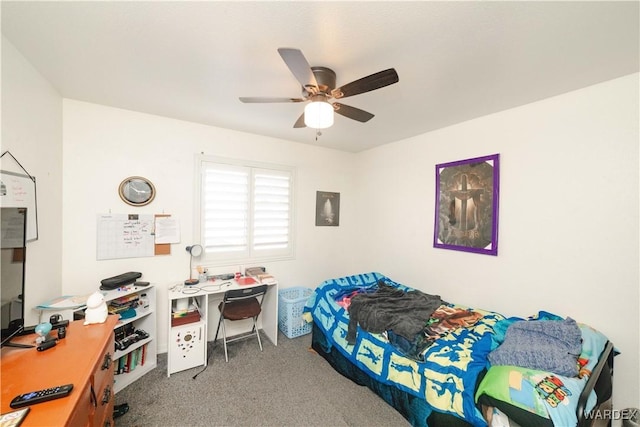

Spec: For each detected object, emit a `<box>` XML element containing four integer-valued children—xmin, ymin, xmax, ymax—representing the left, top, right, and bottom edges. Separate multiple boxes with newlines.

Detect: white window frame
<box><xmin>195</xmin><ymin>155</ymin><xmax>295</xmax><ymax>266</ymax></box>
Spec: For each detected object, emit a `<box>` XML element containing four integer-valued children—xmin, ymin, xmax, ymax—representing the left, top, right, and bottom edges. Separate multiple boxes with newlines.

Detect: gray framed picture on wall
<box><xmin>315</xmin><ymin>191</ymin><xmax>340</xmax><ymax>226</ymax></box>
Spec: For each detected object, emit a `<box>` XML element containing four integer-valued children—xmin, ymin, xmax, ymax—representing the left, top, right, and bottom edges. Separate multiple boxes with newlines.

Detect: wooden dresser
<box><xmin>1</xmin><ymin>316</ymin><xmax>118</xmax><ymax>426</ymax></box>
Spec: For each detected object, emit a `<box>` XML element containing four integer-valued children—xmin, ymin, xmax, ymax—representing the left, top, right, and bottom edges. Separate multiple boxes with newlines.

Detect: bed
<box><xmin>304</xmin><ymin>272</ymin><xmax>615</xmax><ymax>427</ymax></box>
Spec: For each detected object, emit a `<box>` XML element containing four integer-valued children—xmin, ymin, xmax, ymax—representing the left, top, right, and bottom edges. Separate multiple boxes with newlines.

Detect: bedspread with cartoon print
<box><xmin>475</xmin><ymin>314</ymin><xmax>610</xmax><ymax>427</ymax></box>
<box><xmin>304</xmin><ymin>272</ymin><xmax>505</xmax><ymax>427</ymax></box>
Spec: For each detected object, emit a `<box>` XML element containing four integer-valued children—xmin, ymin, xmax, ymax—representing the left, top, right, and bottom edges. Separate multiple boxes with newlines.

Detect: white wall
<box><xmin>61</xmin><ymin>100</ymin><xmax>357</xmax><ymax>351</ymax></box>
<box><xmin>1</xmin><ymin>36</ymin><xmax>63</xmax><ymax>326</ymax></box>
<box><xmin>353</xmin><ymin>73</ymin><xmax>640</xmax><ymax>411</ymax></box>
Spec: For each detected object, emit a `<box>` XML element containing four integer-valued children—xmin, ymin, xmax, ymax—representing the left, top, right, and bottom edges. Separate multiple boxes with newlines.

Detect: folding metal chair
<box><xmin>214</xmin><ymin>284</ymin><xmax>268</xmax><ymax>362</ymax></box>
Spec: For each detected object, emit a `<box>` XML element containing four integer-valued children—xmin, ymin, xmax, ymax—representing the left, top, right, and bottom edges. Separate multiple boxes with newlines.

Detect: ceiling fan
<box><xmin>239</xmin><ymin>48</ymin><xmax>399</xmax><ymax>129</ymax></box>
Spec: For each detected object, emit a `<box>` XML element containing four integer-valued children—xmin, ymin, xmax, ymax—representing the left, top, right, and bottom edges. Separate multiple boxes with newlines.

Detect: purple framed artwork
<box><xmin>434</xmin><ymin>153</ymin><xmax>500</xmax><ymax>255</ymax></box>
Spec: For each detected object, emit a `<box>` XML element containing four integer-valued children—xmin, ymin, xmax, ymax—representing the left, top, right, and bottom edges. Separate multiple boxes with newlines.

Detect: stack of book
<box><xmin>245</xmin><ymin>267</ymin><xmax>276</xmax><ymax>284</ymax></box>
<box><xmin>108</xmin><ymin>294</ymin><xmax>139</xmax><ymax>315</ymax></box>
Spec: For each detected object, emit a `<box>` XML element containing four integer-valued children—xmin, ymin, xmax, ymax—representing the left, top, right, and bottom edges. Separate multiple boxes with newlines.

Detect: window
<box><xmin>196</xmin><ymin>156</ymin><xmax>295</xmax><ymax>265</ymax></box>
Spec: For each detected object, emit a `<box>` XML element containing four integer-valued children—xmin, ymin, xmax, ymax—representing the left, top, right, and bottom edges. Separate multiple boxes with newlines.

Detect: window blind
<box><xmin>200</xmin><ymin>159</ymin><xmax>293</xmax><ymax>263</ymax></box>
<box><xmin>253</xmin><ymin>169</ymin><xmax>290</xmax><ymax>251</ymax></box>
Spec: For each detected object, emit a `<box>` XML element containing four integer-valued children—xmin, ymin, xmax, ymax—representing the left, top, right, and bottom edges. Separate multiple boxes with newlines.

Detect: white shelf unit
<box><xmin>167</xmin><ymin>293</ymin><xmax>208</xmax><ymax>376</ymax></box>
<box><xmin>101</xmin><ymin>285</ymin><xmax>157</xmax><ymax>393</ymax></box>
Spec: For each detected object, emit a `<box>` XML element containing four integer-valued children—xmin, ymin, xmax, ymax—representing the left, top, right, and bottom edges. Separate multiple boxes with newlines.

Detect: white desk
<box><xmin>166</xmin><ymin>279</ymin><xmax>278</xmax><ymax>376</ymax></box>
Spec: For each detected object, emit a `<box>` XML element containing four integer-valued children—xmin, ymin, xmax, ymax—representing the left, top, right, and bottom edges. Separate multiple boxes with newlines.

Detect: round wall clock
<box><xmin>118</xmin><ymin>176</ymin><xmax>156</xmax><ymax>206</ymax></box>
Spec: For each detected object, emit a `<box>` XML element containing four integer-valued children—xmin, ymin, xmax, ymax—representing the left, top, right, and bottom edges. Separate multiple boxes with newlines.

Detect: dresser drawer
<box><xmin>66</xmin><ymin>382</ymin><xmax>92</xmax><ymax>427</ymax></box>
<box><xmin>90</xmin><ymin>333</ymin><xmax>115</xmax><ymax>427</ymax></box>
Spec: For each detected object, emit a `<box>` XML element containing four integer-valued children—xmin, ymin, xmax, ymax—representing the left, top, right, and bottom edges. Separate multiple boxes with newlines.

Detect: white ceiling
<box><xmin>2</xmin><ymin>1</ymin><xmax>638</xmax><ymax>153</ymax></box>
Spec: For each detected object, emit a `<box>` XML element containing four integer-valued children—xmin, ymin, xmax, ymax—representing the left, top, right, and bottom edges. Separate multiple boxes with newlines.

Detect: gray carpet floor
<box><xmin>114</xmin><ymin>330</ymin><xmax>410</xmax><ymax>427</ymax></box>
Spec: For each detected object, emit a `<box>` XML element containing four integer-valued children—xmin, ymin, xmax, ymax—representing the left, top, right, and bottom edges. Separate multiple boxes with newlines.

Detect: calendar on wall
<box><xmin>96</xmin><ymin>213</ymin><xmax>155</xmax><ymax>260</ymax></box>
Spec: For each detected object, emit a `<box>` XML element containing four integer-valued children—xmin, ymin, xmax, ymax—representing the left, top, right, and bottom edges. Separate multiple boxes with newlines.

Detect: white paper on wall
<box><xmin>154</xmin><ymin>216</ymin><xmax>180</xmax><ymax>244</ymax></box>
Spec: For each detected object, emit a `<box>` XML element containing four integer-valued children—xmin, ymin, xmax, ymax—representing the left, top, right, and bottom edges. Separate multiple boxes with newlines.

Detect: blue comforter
<box><xmin>304</xmin><ymin>272</ymin><xmax>505</xmax><ymax>427</ymax></box>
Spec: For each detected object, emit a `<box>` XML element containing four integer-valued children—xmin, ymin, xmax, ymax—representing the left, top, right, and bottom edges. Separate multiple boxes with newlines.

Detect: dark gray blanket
<box><xmin>346</xmin><ymin>281</ymin><xmax>445</xmax><ymax>344</ymax></box>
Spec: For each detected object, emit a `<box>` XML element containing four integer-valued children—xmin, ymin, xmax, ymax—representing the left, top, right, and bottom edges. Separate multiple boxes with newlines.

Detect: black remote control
<box><xmin>10</xmin><ymin>384</ymin><xmax>73</xmax><ymax>408</ymax></box>
<box><xmin>37</xmin><ymin>340</ymin><xmax>57</xmax><ymax>351</ymax></box>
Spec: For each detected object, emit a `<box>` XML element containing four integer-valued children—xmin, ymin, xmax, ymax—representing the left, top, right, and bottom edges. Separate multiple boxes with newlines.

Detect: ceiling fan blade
<box><xmin>293</xmin><ymin>112</ymin><xmax>306</xmax><ymax>128</ymax></box>
<box><xmin>277</xmin><ymin>48</ymin><xmax>319</xmax><ymax>90</ymax></box>
<box><xmin>333</xmin><ymin>103</ymin><xmax>375</xmax><ymax>123</ymax></box>
<box><xmin>239</xmin><ymin>97</ymin><xmax>305</xmax><ymax>103</ymax></box>
<box><xmin>331</xmin><ymin>68</ymin><xmax>399</xmax><ymax>99</ymax></box>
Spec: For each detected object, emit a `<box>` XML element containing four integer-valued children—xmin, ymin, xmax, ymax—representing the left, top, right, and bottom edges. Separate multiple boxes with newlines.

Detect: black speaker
<box><xmin>49</xmin><ymin>314</ymin><xmax>63</xmax><ymax>324</ymax></box>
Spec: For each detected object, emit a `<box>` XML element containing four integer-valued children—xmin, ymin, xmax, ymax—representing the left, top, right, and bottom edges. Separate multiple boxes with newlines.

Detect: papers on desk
<box><xmin>36</xmin><ymin>295</ymin><xmax>89</xmax><ymax>310</ymax></box>
<box><xmin>236</xmin><ymin>276</ymin><xmax>258</xmax><ymax>286</ymax></box>
<box><xmin>252</xmin><ymin>273</ymin><xmax>277</xmax><ymax>285</ymax></box>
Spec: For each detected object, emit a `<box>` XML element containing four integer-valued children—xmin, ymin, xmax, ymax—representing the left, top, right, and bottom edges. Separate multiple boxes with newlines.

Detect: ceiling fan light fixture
<box><xmin>304</xmin><ymin>96</ymin><xmax>334</xmax><ymax>129</ymax></box>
